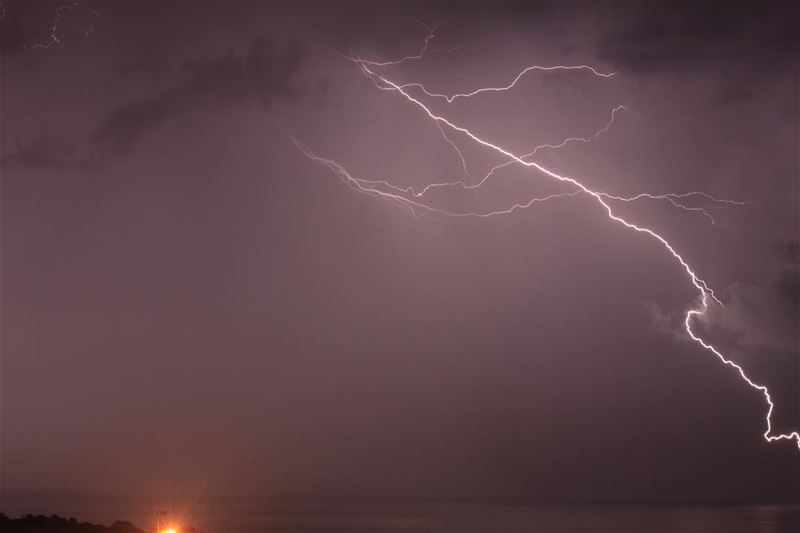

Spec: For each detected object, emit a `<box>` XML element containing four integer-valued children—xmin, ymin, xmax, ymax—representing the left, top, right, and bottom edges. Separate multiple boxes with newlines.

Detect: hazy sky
<box><xmin>1</xmin><ymin>0</ymin><xmax>798</xmax><ymax>515</ymax></box>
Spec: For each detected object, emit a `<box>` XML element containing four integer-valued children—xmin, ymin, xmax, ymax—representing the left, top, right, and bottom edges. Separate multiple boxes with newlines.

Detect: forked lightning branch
<box><xmin>294</xmin><ymin>23</ymin><xmax>800</xmax><ymax>451</ymax></box>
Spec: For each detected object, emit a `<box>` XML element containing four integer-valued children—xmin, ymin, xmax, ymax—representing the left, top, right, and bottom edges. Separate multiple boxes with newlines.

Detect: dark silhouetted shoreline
<box><xmin>0</xmin><ymin>514</ymin><xmax>144</xmax><ymax>533</ymax></box>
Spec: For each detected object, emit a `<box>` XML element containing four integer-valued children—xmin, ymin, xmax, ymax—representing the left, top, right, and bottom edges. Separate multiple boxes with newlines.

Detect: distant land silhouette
<box><xmin>0</xmin><ymin>515</ymin><xmax>204</xmax><ymax>533</ymax></box>
<box><xmin>0</xmin><ymin>514</ymin><xmax>144</xmax><ymax>533</ymax></box>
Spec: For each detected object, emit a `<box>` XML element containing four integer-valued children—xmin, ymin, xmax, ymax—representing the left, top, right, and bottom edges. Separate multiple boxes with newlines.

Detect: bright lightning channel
<box><xmin>295</xmin><ymin>29</ymin><xmax>800</xmax><ymax>450</ymax></box>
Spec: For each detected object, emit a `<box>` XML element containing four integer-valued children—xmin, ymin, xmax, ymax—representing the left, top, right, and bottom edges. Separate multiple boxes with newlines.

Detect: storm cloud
<box><xmin>597</xmin><ymin>2</ymin><xmax>798</xmax><ymax>75</ymax></box>
<box><xmin>91</xmin><ymin>38</ymin><xmax>307</xmax><ymax>151</ymax></box>
<box><xmin>2</xmin><ymin>1</ymin><xmax>798</xmax><ymax>521</ymax></box>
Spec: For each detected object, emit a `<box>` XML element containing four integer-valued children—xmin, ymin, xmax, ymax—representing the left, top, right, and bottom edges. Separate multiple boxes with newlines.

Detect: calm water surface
<box><xmin>4</xmin><ymin>496</ymin><xmax>799</xmax><ymax>533</ymax></box>
<box><xmin>194</xmin><ymin>501</ymin><xmax>800</xmax><ymax>533</ymax></box>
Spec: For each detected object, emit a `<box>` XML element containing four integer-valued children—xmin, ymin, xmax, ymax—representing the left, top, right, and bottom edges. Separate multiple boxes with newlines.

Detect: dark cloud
<box><xmin>111</xmin><ymin>47</ymin><xmax>170</xmax><ymax>81</ymax></box>
<box><xmin>0</xmin><ymin>2</ymin><xmax>28</xmax><ymax>56</ymax></box>
<box><xmin>774</xmin><ymin>241</ymin><xmax>800</xmax><ymax>310</ymax></box>
<box><xmin>305</xmin><ymin>1</ymin><xmax>557</xmax><ymax>55</ymax></box>
<box><xmin>642</xmin><ymin>300</ymin><xmax>685</xmax><ymax>342</ymax></box>
<box><xmin>0</xmin><ymin>131</ymin><xmax>94</xmax><ymax>170</ymax></box>
<box><xmin>598</xmin><ymin>2</ymin><xmax>799</xmax><ymax>75</ymax></box>
<box><xmin>91</xmin><ymin>38</ymin><xmax>307</xmax><ymax>151</ymax></box>
<box><xmin>703</xmin><ymin>241</ymin><xmax>799</xmax><ymax>353</ymax></box>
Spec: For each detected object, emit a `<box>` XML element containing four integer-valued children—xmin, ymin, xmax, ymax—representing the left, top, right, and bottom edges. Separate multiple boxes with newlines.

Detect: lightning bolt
<box><xmin>295</xmin><ymin>28</ymin><xmax>800</xmax><ymax>450</ymax></box>
<box><xmin>27</xmin><ymin>1</ymin><xmax>98</xmax><ymax>51</ymax></box>
<box><xmin>392</xmin><ymin>63</ymin><xmax>616</xmax><ymax>103</ymax></box>
<box><xmin>352</xmin><ymin>20</ymin><xmax>479</xmax><ymax>68</ymax></box>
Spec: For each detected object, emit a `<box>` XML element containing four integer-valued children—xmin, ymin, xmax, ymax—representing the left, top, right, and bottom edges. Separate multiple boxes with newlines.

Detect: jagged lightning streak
<box><xmin>352</xmin><ymin>20</ymin><xmax>479</xmax><ymax>68</ymax></box>
<box><xmin>298</xmin><ymin>33</ymin><xmax>800</xmax><ymax>450</ymax></box>
<box><xmin>352</xmin><ymin>67</ymin><xmax>742</xmax><ymax>227</ymax></box>
<box><xmin>393</xmin><ymin>63</ymin><xmax>616</xmax><ymax>103</ymax></box>
<box><xmin>353</xmin><ymin>105</ymin><xmax>740</xmax><ymax>225</ymax></box>
<box><xmin>292</xmin><ymin>137</ymin><xmax>583</xmax><ymax>219</ymax></box>
<box><xmin>27</xmin><ymin>1</ymin><xmax>98</xmax><ymax>51</ymax></box>
<box><xmin>434</xmin><ymin>120</ymin><xmax>470</xmax><ymax>177</ymax></box>
<box><xmin>372</xmin><ymin>76</ymin><xmax>743</xmax><ymax>226</ymax></box>
<box><xmin>352</xmin><ymin>104</ymin><xmax>628</xmax><ymax>199</ymax></box>
<box><xmin>599</xmin><ymin>191</ymin><xmax>746</xmax><ymax>226</ymax></box>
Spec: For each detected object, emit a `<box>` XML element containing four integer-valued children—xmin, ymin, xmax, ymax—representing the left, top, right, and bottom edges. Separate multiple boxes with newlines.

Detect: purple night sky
<box><xmin>1</xmin><ymin>0</ymin><xmax>798</xmax><ymax>519</ymax></box>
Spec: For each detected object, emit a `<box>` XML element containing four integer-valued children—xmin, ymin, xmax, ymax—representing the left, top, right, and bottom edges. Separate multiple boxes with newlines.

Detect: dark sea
<box><xmin>3</xmin><ymin>496</ymin><xmax>800</xmax><ymax>533</ymax></box>
<box><xmin>209</xmin><ymin>502</ymin><xmax>800</xmax><ymax>533</ymax></box>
